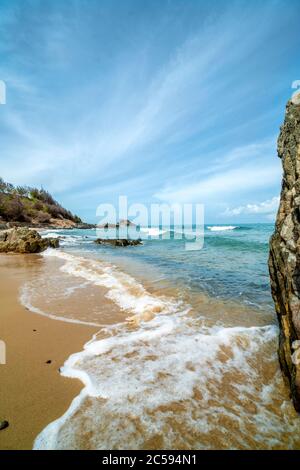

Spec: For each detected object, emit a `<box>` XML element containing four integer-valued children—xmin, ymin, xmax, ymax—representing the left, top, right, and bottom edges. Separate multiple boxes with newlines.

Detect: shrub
<box><xmin>35</xmin><ymin>211</ymin><xmax>51</xmax><ymax>224</ymax></box>
<box><xmin>0</xmin><ymin>177</ymin><xmax>80</xmax><ymax>223</ymax></box>
<box><xmin>33</xmin><ymin>200</ymin><xmax>44</xmax><ymax>211</ymax></box>
<box><xmin>0</xmin><ymin>196</ymin><xmax>24</xmax><ymax>221</ymax></box>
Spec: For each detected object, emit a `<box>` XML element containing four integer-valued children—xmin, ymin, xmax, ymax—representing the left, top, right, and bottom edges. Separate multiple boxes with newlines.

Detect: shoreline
<box><xmin>0</xmin><ymin>254</ymin><xmax>97</xmax><ymax>450</ymax></box>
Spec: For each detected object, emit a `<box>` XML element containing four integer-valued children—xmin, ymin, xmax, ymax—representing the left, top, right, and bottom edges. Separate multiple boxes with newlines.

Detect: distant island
<box><xmin>0</xmin><ymin>178</ymin><xmax>94</xmax><ymax>229</ymax></box>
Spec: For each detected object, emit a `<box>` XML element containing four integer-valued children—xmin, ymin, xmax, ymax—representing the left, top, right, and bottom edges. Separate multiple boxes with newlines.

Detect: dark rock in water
<box><xmin>46</xmin><ymin>360</ymin><xmax>52</xmax><ymax>364</ymax></box>
<box><xmin>0</xmin><ymin>227</ymin><xmax>59</xmax><ymax>253</ymax></box>
<box><xmin>94</xmin><ymin>238</ymin><xmax>142</xmax><ymax>247</ymax></box>
<box><xmin>269</xmin><ymin>93</ymin><xmax>300</xmax><ymax>412</ymax></box>
<box><xmin>0</xmin><ymin>420</ymin><xmax>9</xmax><ymax>431</ymax></box>
<box><xmin>97</xmin><ymin>219</ymin><xmax>135</xmax><ymax>229</ymax></box>
<box><xmin>119</xmin><ymin>219</ymin><xmax>135</xmax><ymax>227</ymax></box>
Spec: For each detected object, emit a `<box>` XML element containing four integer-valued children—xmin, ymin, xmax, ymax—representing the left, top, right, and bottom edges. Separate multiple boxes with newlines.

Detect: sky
<box><xmin>0</xmin><ymin>0</ymin><xmax>299</xmax><ymax>224</ymax></box>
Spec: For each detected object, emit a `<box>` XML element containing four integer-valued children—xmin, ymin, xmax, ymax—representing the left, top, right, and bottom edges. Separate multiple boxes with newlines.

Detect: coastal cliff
<box><xmin>269</xmin><ymin>94</ymin><xmax>300</xmax><ymax>411</ymax></box>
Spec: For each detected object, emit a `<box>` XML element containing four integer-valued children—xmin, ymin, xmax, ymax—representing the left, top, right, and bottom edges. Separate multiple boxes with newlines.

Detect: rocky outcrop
<box><xmin>269</xmin><ymin>94</ymin><xmax>300</xmax><ymax>412</ymax></box>
<box><xmin>0</xmin><ymin>227</ymin><xmax>59</xmax><ymax>253</ymax></box>
<box><xmin>94</xmin><ymin>238</ymin><xmax>142</xmax><ymax>247</ymax></box>
<box><xmin>1</xmin><ymin>220</ymin><xmax>96</xmax><ymax>230</ymax></box>
<box><xmin>98</xmin><ymin>219</ymin><xmax>135</xmax><ymax>229</ymax></box>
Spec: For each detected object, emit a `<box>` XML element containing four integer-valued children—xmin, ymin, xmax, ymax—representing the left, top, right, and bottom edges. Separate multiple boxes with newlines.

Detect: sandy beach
<box><xmin>0</xmin><ymin>254</ymin><xmax>97</xmax><ymax>450</ymax></box>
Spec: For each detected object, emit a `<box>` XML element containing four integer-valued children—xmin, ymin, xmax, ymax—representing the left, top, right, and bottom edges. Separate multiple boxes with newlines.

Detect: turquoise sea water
<box><xmin>29</xmin><ymin>222</ymin><xmax>300</xmax><ymax>450</ymax></box>
<box><xmin>46</xmin><ymin>223</ymin><xmax>273</xmax><ymax>311</ymax></box>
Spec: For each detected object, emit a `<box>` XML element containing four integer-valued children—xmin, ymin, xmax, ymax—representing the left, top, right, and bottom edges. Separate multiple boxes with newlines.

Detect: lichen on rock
<box><xmin>269</xmin><ymin>97</ymin><xmax>300</xmax><ymax>412</ymax></box>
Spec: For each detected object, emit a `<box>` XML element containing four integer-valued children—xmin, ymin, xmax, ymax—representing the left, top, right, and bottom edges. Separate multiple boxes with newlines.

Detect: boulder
<box><xmin>269</xmin><ymin>97</ymin><xmax>300</xmax><ymax>411</ymax></box>
<box><xmin>0</xmin><ymin>227</ymin><xmax>59</xmax><ymax>253</ymax></box>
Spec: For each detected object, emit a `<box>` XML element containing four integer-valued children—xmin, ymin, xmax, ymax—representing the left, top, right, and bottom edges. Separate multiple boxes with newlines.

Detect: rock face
<box><xmin>0</xmin><ymin>227</ymin><xmax>59</xmax><ymax>253</ymax></box>
<box><xmin>94</xmin><ymin>238</ymin><xmax>142</xmax><ymax>247</ymax></box>
<box><xmin>269</xmin><ymin>95</ymin><xmax>300</xmax><ymax>412</ymax></box>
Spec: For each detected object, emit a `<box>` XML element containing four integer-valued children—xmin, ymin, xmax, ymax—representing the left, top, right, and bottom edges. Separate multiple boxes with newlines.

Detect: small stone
<box><xmin>46</xmin><ymin>360</ymin><xmax>52</xmax><ymax>364</ymax></box>
<box><xmin>0</xmin><ymin>420</ymin><xmax>9</xmax><ymax>431</ymax></box>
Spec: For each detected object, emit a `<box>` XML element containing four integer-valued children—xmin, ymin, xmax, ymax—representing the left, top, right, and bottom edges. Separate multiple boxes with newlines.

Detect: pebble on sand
<box><xmin>0</xmin><ymin>420</ymin><xmax>9</xmax><ymax>431</ymax></box>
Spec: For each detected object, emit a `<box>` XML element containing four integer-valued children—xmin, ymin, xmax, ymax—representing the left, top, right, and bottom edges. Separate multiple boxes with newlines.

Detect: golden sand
<box><xmin>0</xmin><ymin>254</ymin><xmax>97</xmax><ymax>450</ymax></box>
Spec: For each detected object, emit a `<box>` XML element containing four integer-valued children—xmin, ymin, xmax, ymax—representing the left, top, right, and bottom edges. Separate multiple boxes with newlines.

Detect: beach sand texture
<box><xmin>0</xmin><ymin>254</ymin><xmax>96</xmax><ymax>449</ymax></box>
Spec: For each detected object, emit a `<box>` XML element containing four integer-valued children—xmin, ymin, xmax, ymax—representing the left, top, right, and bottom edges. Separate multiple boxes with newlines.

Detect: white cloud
<box><xmin>155</xmin><ymin>161</ymin><xmax>281</xmax><ymax>204</ymax></box>
<box><xmin>223</xmin><ymin>196</ymin><xmax>280</xmax><ymax>218</ymax></box>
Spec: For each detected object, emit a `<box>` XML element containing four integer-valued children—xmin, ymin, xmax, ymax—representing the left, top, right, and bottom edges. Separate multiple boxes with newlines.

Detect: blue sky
<box><xmin>0</xmin><ymin>0</ymin><xmax>299</xmax><ymax>223</ymax></box>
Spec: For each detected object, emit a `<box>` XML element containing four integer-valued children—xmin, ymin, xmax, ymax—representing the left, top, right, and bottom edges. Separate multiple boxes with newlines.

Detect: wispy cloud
<box><xmin>0</xmin><ymin>0</ymin><xmax>297</xmax><ymax>221</ymax></box>
<box><xmin>154</xmin><ymin>140</ymin><xmax>281</xmax><ymax>203</ymax></box>
<box><xmin>223</xmin><ymin>196</ymin><xmax>280</xmax><ymax>220</ymax></box>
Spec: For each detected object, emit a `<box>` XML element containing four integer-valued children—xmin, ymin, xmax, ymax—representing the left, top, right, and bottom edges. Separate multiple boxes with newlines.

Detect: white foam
<box><xmin>41</xmin><ymin>231</ymin><xmax>63</xmax><ymax>239</ymax></box>
<box><xmin>140</xmin><ymin>227</ymin><xmax>168</xmax><ymax>236</ymax></box>
<box><xmin>34</xmin><ymin>293</ymin><xmax>285</xmax><ymax>449</ymax></box>
<box><xmin>42</xmin><ymin>249</ymin><xmax>182</xmax><ymax>321</ymax></box>
<box><xmin>40</xmin><ymin>230</ymin><xmax>92</xmax><ymax>247</ymax></box>
<box><xmin>32</xmin><ymin>249</ymin><xmax>300</xmax><ymax>450</ymax></box>
<box><xmin>207</xmin><ymin>226</ymin><xmax>238</xmax><ymax>232</ymax></box>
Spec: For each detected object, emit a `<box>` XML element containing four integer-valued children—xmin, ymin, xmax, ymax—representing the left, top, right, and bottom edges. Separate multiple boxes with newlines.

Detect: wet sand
<box><xmin>0</xmin><ymin>254</ymin><xmax>97</xmax><ymax>450</ymax></box>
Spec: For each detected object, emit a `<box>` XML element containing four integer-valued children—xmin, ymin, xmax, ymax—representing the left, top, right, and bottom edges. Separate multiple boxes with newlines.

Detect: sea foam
<box><xmin>207</xmin><ymin>226</ymin><xmax>238</xmax><ymax>231</ymax></box>
<box><xmin>31</xmin><ymin>249</ymin><xmax>300</xmax><ymax>450</ymax></box>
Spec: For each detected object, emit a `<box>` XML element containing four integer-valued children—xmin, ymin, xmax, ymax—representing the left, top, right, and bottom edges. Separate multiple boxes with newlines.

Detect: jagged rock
<box><xmin>269</xmin><ymin>97</ymin><xmax>300</xmax><ymax>412</ymax></box>
<box><xmin>0</xmin><ymin>227</ymin><xmax>59</xmax><ymax>253</ymax></box>
<box><xmin>94</xmin><ymin>238</ymin><xmax>142</xmax><ymax>247</ymax></box>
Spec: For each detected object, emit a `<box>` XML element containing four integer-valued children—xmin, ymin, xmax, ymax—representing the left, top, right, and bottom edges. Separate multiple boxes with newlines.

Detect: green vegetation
<box><xmin>0</xmin><ymin>177</ymin><xmax>82</xmax><ymax>224</ymax></box>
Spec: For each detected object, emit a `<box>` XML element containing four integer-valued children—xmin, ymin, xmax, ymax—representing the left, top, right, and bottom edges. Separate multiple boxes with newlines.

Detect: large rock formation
<box><xmin>269</xmin><ymin>93</ymin><xmax>300</xmax><ymax>411</ymax></box>
<box><xmin>0</xmin><ymin>227</ymin><xmax>59</xmax><ymax>253</ymax></box>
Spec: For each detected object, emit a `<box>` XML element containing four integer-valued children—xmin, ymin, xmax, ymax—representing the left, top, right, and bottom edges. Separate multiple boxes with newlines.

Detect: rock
<box><xmin>119</xmin><ymin>219</ymin><xmax>136</xmax><ymax>227</ymax></box>
<box><xmin>76</xmin><ymin>223</ymin><xmax>96</xmax><ymax>229</ymax></box>
<box><xmin>94</xmin><ymin>238</ymin><xmax>142</xmax><ymax>247</ymax></box>
<box><xmin>269</xmin><ymin>97</ymin><xmax>300</xmax><ymax>412</ymax></box>
<box><xmin>0</xmin><ymin>420</ymin><xmax>9</xmax><ymax>431</ymax></box>
<box><xmin>97</xmin><ymin>219</ymin><xmax>135</xmax><ymax>229</ymax></box>
<box><xmin>0</xmin><ymin>227</ymin><xmax>59</xmax><ymax>253</ymax></box>
<box><xmin>46</xmin><ymin>360</ymin><xmax>52</xmax><ymax>364</ymax></box>
<box><xmin>49</xmin><ymin>218</ymin><xmax>76</xmax><ymax>229</ymax></box>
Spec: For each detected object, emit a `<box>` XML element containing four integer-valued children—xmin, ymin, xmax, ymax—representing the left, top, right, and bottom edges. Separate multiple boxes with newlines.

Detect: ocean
<box><xmin>20</xmin><ymin>224</ymin><xmax>300</xmax><ymax>449</ymax></box>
